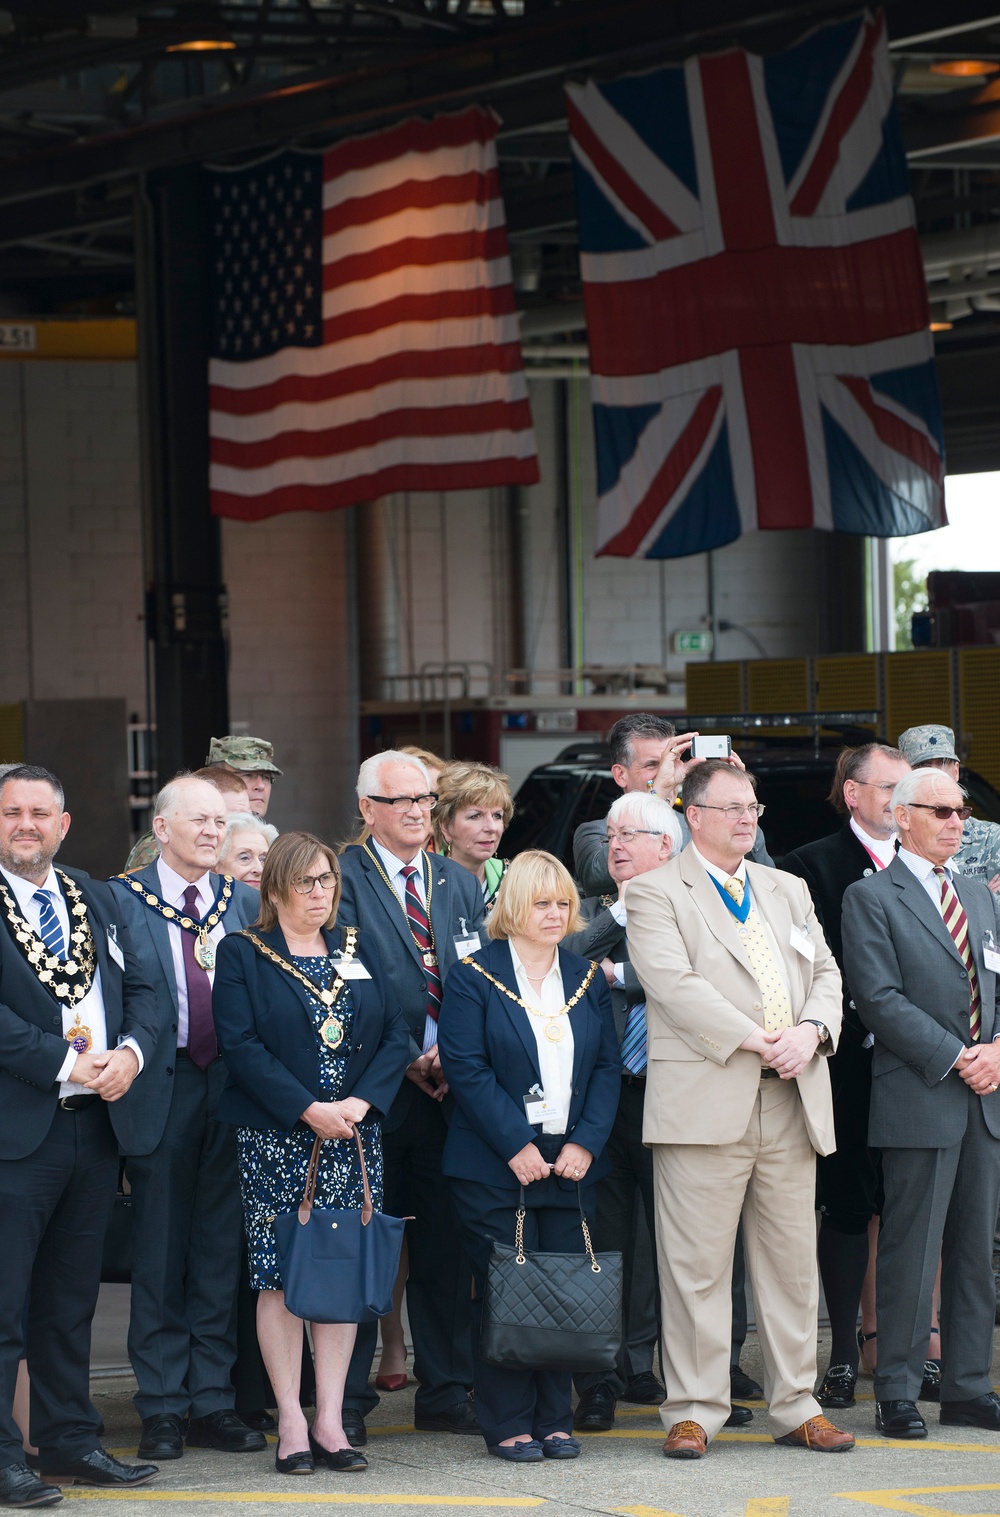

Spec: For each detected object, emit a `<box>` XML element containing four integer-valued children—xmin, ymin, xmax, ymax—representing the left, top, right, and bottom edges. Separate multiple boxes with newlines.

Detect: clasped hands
<box><xmin>69</xmin><ymin>1046</ymin><xmax>139</xmax><ymax>1102</ymax></box>
<box><xmin>302</xmin><ymin>1095</ymin><xmax>372</xmax><ymax>1141</ymax></box>
<box><xmin>739</xmin><ymin>1022</ymin><xmax>821</xmax><ymax>1079</ymax></box>
<box><xmin>956</xmin><ymin>1041</ymin><xmax>1000</xmax><ymax>1096</ymax></box>
<box><xmin>507</xmin><ymin>1140</ymin><xmax>593</xmax><ymax>1186</ymax></box>
<box><xmin>405</xmin><ymin>1043</ymin><xmax>448</xmax><ymax>1101</ymax></box>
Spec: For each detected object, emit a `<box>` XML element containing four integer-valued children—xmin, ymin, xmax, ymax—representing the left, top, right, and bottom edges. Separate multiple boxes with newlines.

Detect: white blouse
<box><xmin>508</xmin><ymin>941</ymin><xmax>574</xmax><ymax>1135</ymax></box>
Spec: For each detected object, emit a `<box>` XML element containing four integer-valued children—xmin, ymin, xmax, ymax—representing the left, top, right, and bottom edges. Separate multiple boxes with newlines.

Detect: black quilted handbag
<box><xmin>479</xmin><ymin>1186</ymin><xmax>622</xmax><ymax>1372</ymax></box>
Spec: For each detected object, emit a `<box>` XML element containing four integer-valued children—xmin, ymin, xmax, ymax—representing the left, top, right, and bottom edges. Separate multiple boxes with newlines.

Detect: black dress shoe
<box><xmin>307</xmin><ymin>1433</ymin><xmax>367</xmax><ymax>1472</ymax></box>
<box><xmin>725</xmin><ymin>1405</ymin><xmax>753</xmax><ymax>1427</ymax></box>
<box><xmin>341</xmin><ymin>1411</ymin><xmax>368</xmax><ymax>1449</ymax></box>
<box><xmin>186</xmin><ymin>1411</ymin><xmax>267</xmax><ymax>1453</ymax></box>
<box><xmin>875</xmin><ymin>1400</ymin><xmax>927</xmax><ymax>1438</ymax></box>
<box><xmin>816</xmin><ymin>1364</ymin><xmax>858</xmax><ymax>1410</ymax></box>
<box><xmin>731</xmin><ymin>1367</ymin><xmax>764</xmax><ymax>1400</ymax></box>
<box><xmin>138</xmin><ymin>1415</ymin><xmax>184</xmax><ymax>1461</ymax></box>
<box><xmin>242</xmin><ymin>1410</ymin><xmax>278</xmax><ymax>1434</ymax></box>
<box><xmin>941</xmin><ymin>1391</ymin><xmax>1000</xmax><ymax>1429</ymax></box>
<box><xmin>413</xmin><ymin>1398</ymin><xmax>479</xmax><ymax>1435</ymax></box>
<box><xmin>274</xmin><ymin>1449</ymin><xmax>315</xmax><ymax>1476</ymax></box>
<box><xmin>0</xmin><ymin>1463</ymin><xmax>62</xmax><ymax>1508</ymax></box>
<box><xmin>573</xmin><ymin>1384</ymin><xmax>616</xmax><ymax>1432</ymax></box>
<box><xmin>621</xmin><ymin>1372</ymin><xmax>665</xmax><ymax>1405</ymax></box>
<box><xmin>919</xmin><ymin>1359</ymin><xmax>942</xmax><ymax>1403</ymax></box>
<box><xmin>37</xmin><ymin>1450</ymin><xmax>157</xmax><ymax>1487</ymax></box>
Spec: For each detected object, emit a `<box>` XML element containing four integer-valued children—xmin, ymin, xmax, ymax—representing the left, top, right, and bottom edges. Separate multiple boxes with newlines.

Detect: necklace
<box><xmin>362</xmin><ymin>842</ymin><xmax>438</xmax><ymax>967</ymax></box>
<box><xmin>115</xmin><ymin>872</ymin><xmax>233</xmax><ymax>969</ymax></box>
<box><xmin>239</xmin><ymin>927</ymin><xmax>359</xmax><ymax>1050</ymax></box>
<box><xmin>462</xmin><ymin>956</ymin><xmax>597</xmax><ymax>1043</ymax></box>
<box><xmin>0</xmin><ymin>870</ymin><xmax>97</xmax><ymax>1038</ymax></box>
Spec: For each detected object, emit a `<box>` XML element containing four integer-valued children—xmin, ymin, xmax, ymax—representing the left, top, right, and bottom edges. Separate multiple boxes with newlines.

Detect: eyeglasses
<box><xmin>691</xmin><ymin>802</ymin><xmax>765</xmax><ymax>820</ymax></box>
<box><xmin>854</xmin><ymin>781</ymin><xmax>897</xmax><ymax>794</ymax></box>
<box><xmin>600</xmin><ymin>829</ymin><xmax>665</xmax><ymax>844</ymax></box>
<box><xmin>367</xmin><ymin>793</ymin><xmax>438</xmax><ymax>812</ymax></box>
<box><xmin>908</xmin><ymin>803</ymin><xmax>973</xmax><ymax>821</ymax></box>
<box><xmin>291</xmin><ymin>871</ymin><xmax>338</xmax><ymax>895</ymax></box>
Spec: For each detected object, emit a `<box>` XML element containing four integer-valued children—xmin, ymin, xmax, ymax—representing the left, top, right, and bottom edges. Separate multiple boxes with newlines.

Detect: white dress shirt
<box><xmin>0</xmin><ymin>863</ymin><xmax>142</xmax><ymax>1096</ymax></box>
<box><xmin>156</xmin><ymin>858</ymin><xmax>226</xmax><ymax>1049</ymax></box>
<box><xmin>509</xmin><ymin>941</ymin><xmax>574</xmax><ymax>1135</ymax></box>
<box><xmin>369</xmin><ymin>839</ymin><xmax>439</xmax><ymax>1054</ymax></box>
<box><xmin>850</xmin><ymin>817</ymin><xmax>896</xmax><ymax>869</ymax></box>
<box><xmin>896</xmin><ymin>845</ymin><xmax>949</xmax><ymax>912</ymax></box>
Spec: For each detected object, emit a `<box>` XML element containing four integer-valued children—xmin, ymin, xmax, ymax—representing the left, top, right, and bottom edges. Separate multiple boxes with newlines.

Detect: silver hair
<box><xmin>218</xmin><ymin>813</ymin><xmax>277</xmax><ymax>866</ymax></box>
<box><xmin>608</xmin><ymin>790</ymin><xmax>683</xmax><ymax>853</ymax></box>
<box><xmin>356</xmin><ymin>749</ymin><xmax>430</xmax><ymax>801</ymax></box>
<box><xmin>891</xmin><ymin>766</ymin><xmax>966</xmax><ymax>833</ymax></box>
<box><xmin>153</xmin><ymin>774</ymin><xmax>227</xmax><ymax>821</ymax></box>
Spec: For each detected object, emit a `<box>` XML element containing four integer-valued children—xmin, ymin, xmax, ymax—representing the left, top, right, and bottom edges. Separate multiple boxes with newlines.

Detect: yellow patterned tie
<box><xmin>724</xmin><ymin>877</ymin><xmax>794</xmax><ymax>1032</ymax></box>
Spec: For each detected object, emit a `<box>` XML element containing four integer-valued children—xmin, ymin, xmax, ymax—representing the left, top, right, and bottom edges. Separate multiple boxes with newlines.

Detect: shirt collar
<box><xmin>850</xmin><ymin>816</ymin><xmax>897</xmax><ymax>867</ymax></box>
<box><xmin>691</xmin><ymin>843</ymin><xmax>747</xmax><ymax>890</ymax></box>
<box><xmin>0</xmin><ymin>862</ymin><xmax>60</xmax><ymax>913</ymax></box>
<box><xmin>157</xmin><ymin>856</ymin><xmax>213</xmax><ymax>911</ymax></box>
<box><xmin>371</xmin><ymin>836</ymin><xmax>423</xmax><ymax>881</ymax></box>
<box><xmin>508</xmin><ymin>940</ymin><xmax>562</xmax><ymax>987</ymax></box>
<box><xmin>897</xmin><ymin>846</ymin><xmax>951</xmax><ymax>885</ymax></box>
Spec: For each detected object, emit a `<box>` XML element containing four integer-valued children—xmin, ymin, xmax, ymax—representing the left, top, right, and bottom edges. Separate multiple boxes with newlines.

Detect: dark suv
<box><xmin>504</xmin><ymin>736</ymin><xmax>1000</xmax><ymax>871</ymax></box>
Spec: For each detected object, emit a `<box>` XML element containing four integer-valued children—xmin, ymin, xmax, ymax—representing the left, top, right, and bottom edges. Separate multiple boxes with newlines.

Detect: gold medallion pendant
<box><xmin>65</xmin><ymin>1018</ymin><xmax>93</xmax><ymax>1053</ymax></box>
<box><xmin>544</xmin><ymin>1021</ymin><xmax>565</xmax><ymax>1042</ymax></box>
<box><xmin>422</xmin><ymin>951</ymin><xmax>438</xmax><ymax>968</ymax></box>
<box><xmin>319</xmin><ymin>1015</ymin><xmax>344</xmax><ymax>1050</ymax></box>
<box><xmin>194</xmin><ymin>930</ymin><xmax>216</xmax><ymax>971</ymax></box>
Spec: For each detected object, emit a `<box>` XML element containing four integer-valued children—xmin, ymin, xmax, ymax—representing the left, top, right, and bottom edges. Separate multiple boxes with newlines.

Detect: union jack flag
<box><xmin>567</xmin><ymin>11</ymin><xmax>945</xmax><ymax>559</ymax></box>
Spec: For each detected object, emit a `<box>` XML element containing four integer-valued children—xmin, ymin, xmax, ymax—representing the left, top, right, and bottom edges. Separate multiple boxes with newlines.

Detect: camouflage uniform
<box><xmin>896</xmin><ymin>723</ymin><xmax>1000</xmax><ymax>885</ymax></box>
<box><xmin>206</xmin><ymin>735</ymin><xmax>282</xmax><ymax>775</ymax></box>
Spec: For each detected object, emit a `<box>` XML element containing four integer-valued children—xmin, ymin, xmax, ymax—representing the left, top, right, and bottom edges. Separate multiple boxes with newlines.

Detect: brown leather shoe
<box><xmin>775</xmin><ymin>1414</ymin><xmax>855</xmax><ymax>1453</ymax></box>
<box><xmin>662</xmin><ymin>1421</ymin><xmax>707</xmax><ymax>1459</ymax></box>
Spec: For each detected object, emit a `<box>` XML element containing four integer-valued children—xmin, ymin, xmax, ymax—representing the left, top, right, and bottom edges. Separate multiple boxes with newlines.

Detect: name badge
<box><xmin>983</xmin><ymin>930</ymin><xmax>1000</xmax><ymax>974</ymax></box>
<box><xmin>455</xmin><ymin>933</ymin><xmax>481</xmax><ymax>956</ymax></box>
<box><xmin>107</xmin><ymin>930</ymin><xmax>125</xmax><ymax>971</ymax></box>
<box><xmin>337</xmin><ymin>961</ymin><xmax>372</xmax><ymax>980</ymax></box>
<box><xmin>790</xmin><ymin>924</ymin><xmax>815</xmax><ymax>962</ymax></box>
<box><xmin>524</xmin><ymin>1094</ymin><xmax>562</xmax><ymax>1125</ymax></box>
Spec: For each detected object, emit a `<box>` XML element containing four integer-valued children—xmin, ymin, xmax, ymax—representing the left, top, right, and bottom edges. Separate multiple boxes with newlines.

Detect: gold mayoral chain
<box><xmin>0</xmin><ymin>870</ymin><xmax>97</xmax><ymax>1051</ymax></box>
<box><xmin>115</xmin><ymin>873</ymin><xmax>234</xmax><ymax>970</ymax></box>
<box><xmin>462</xmin><ymin>957</ymin><xmax>597</xmax><ymax>1043</ymax></box>
<box><xmin>239</xmin><ymin>927</ymin><xmax>359</xmax><ymax>1051</ymax></box>
<box><xmin>362</xmin><ymin>842</ymin><xmax>438</xmax><ymax>968</ymax></box>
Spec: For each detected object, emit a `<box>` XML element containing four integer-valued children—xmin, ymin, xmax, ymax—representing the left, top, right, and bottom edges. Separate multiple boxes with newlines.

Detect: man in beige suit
<box><xmin>626</xmin><ymin>760</ymin><xmax>853</xmax><ymax>1459</ymax></box>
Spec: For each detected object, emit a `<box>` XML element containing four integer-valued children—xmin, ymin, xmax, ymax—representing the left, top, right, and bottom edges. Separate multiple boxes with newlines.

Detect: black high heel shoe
<box><xmin>308</xmin><ymin>1430</ymin><xmax>368</xmax><ymax>1473</ymax></box>
<box><xmin>275</xmin><ymin>1448</ymin><xmax>315</xmax><ymax>1475</ymax></box>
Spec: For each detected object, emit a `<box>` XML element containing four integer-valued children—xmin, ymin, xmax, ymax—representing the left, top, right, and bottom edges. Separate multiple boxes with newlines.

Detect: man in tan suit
<box><xmin>626</xmin><ymin>760</ymin><xmax>853</xmax><ymax>1459</ymax></box>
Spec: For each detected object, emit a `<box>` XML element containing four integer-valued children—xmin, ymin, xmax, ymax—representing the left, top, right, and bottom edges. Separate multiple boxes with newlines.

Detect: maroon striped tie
<box><xmin>401</xmin><ymin>864</ymin><xmax>442</xmax><ymax>1022</ymax></box>
<box><xmin>933</xmin><ymin>866</ymin><xmax>981</xmax><ymax>1042</ymax></box>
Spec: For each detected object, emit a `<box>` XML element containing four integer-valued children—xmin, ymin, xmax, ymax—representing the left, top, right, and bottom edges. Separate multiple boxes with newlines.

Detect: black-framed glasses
<box><xmin>291</xmin><ymin>871</ymin><xmax>339</xmax><ymax>895</ymax></box>
<box><xmin>367</xmin><ymin>793</ymin><xmax>438</xmax><ymax>812</ymax></box>
<box><xmin>690</xmin><ymin>802</ymin><xmax>765</xmax><ymax>820</ymax></box>
<box><xmin>908</xmin><ymin>803</ymin><xmax>972</xmax><ymax>821</ymax></box>
<box><xmin>600</xmin><ymin>829</ymin><xmax>665</xmax><ymax>844</ymax></box>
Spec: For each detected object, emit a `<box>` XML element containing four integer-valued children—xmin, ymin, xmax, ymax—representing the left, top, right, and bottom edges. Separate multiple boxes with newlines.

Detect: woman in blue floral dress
<box><xmin>213</xmin><ymin>832</ymin><xmax>409</xmax><ymax>1478</ymax></box>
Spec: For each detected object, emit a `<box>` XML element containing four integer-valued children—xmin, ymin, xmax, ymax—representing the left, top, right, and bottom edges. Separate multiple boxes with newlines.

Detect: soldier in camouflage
<box><xmin>897</xmin><ymin>725</ymin><xmax>1000</xmax><ymax>893</ymax></box>
<box><xmin>205</xmin><ymin>736</ymin><xmax>282</xmax><ymax>819</ymax></box>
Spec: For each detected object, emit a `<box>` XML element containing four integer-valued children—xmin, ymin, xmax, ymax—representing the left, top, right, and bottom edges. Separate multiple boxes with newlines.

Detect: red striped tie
<box><xmin>401</xmin><ymin>864</ymin><xmax>442</xmax><ymax>1022</ymax></box>
<box><xmin>933</xmin><ymin>866</ymin><xmax>981</xmax><ymax>1042</ymax></box>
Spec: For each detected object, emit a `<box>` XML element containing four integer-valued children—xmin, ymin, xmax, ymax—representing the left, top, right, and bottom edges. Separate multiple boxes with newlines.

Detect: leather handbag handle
<box><xmin>515</xmin><ymin>1181</ymin><xmax>600</xmax><ymax>1271</ymax></box>
<box><xmin>298</xmin><ymin>1129</ymin><xmax>374</xmax><ymax>1227</ymax></box>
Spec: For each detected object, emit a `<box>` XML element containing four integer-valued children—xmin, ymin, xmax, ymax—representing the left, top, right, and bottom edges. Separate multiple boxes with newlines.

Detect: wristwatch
<box><xmin>801</xmin><ymin>1019</ymin><xmax>830</xmax><ymax>1044</ymax></box>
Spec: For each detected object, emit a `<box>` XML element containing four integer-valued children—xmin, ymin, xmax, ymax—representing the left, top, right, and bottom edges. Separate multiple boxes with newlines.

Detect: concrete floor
<box><xmin>70</xmin><ymin>1297</ymin><xmax>1000</xmax><ymax>1517</ymax></box>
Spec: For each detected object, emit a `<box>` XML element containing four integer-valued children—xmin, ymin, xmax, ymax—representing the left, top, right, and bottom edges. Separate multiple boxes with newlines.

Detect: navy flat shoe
<box><xmin>542</xmin><ymin>1435</ymin><xmax>581</xmax><ymax>1459</ymax></box>
<box><xmin>487</xmin><ymin>1440</ymin><xmax>544</xmax><ymax>1463</ymax></box>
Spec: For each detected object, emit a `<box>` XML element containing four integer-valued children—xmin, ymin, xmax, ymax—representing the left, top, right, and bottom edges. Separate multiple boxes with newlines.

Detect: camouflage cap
<box><xmin>896</xmin><ymin>723</ymin><xmax>959</xmax><ymax>767</ymax></box>
<box><xmin>206</xmin><ymin>735</ymin><xmax>283</xmax><ymax>775</ymax></box>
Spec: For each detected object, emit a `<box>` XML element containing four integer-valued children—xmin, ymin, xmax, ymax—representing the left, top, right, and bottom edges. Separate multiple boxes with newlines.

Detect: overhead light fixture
<box><xmin>930</xmin><ymin>320</ymin><xmax>954</xmax><ymax>332</ymax></box>
<box><xmin>929</xmin><ymin>59</ymin><xmax>1000</xmax><ymax>78</ymax></box>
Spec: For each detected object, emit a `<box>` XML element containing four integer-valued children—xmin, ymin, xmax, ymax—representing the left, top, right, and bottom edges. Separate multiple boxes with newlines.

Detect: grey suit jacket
<box><xmin>108</xmin><ymin>865</ymin><xmax>260</xmax><ymax>1155</ymax></box>
<box><xmin>841</xmin><ymin>852</ymin><xmax>1000</xmax><ymax>1149</ymax></box>
<box><xmin>562</xmin><ymin>894</ymin><xmax>642</xmax><ymax>1046</ymax></box>
<box><xmin>574</xmin><ymin>810</ymin><xmax>774</xmax><ymax>897</ymax></box>
<box><xmin>337</xmin><ymin>844</ymin><xmax>484</xmax><ymax>1131</ymax></box>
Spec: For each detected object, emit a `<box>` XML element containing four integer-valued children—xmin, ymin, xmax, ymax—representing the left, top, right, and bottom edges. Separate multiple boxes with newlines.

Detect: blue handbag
<box><xmin>273</xmin><ymin>1131</ymin><xmax>407</xmax><ymax>1325</ymax></box>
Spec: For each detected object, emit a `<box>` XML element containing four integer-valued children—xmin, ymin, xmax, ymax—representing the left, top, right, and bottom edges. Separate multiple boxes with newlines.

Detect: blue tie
<box><xmin>33</xmin><ymin>889</ymin><xmax>65</xmax><ymax>960</ymax></box>
<box><xmin>621</xmin><ymin>1000</ymin><xmax>647</xmax><ymax>1075</ymax></box>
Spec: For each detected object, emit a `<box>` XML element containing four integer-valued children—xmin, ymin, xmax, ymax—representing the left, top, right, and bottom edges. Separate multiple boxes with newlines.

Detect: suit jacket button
<box><xmin>849</xmin><ymin>1000</ymin><xmax>856</xmax><ymax>1010</ymax></box>
<box><xmin>172</xmin><ymin>1023</ymin><xmax>178</xmax><ymax>1033</ymax></box>
<box><xmin>753</xmin><ymin>1002</ymin><xmax>762</xmax><ymax>1012</ymax></box>
<box><xmin>960</xmin><ymin>970</ymin><xmax>968</xmax><ymax>978</ymax></box>
<box><xmin>53</xmin><ymin>1016</ymin><xmax>60</xmax><ymax>1027</ymax></box>
<box><xmin>165</xmin><ymin>1066</ymin><xmax>173</xmax><ymax>1076</ymax></box>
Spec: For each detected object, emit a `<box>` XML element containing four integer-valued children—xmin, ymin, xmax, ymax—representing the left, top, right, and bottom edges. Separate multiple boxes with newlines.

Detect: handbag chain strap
<box><xmin>299</xmin><ymin>1130</ymin><xmax>374</xmax><ymax>1228</ymax></box>
<box><xmin>515</xmin><ymin>1184</ymin><xmax>601</xmax><ymax>1273</ymax></box>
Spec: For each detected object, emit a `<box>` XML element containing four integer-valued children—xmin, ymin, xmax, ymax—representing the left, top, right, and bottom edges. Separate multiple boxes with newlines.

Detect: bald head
<box><xmin>152</xmin><ymin>776</ymin><xmax>227</xmax><ymax>882</ymax></box>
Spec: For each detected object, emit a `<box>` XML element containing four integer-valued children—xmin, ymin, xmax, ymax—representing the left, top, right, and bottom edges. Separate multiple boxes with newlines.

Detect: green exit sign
<box><xmin>672</xmin><ymin>630</ymin><xmax>713</xmax><ymax>654</ymax></box>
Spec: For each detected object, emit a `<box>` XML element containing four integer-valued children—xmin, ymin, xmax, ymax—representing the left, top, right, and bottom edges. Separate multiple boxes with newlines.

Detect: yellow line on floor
<box><xmin>836</xmin><ymin>1482</ymin><xmax>1000</xmax><ymax>1516</ymax></box>
<box><xmin>64</xmin><ymin>1492</ymin><xmax>545</xmax><ymax>1508</ymax></box>
<box><xmin>745</xmin><ymin>1501</ymin><xmax>790</xmax><ymax>1517</ymax></box>
<box><xmin>578</xmin><ymin>1428</ymin><xmax>1000</xmax><ymax>1452</ymax></box>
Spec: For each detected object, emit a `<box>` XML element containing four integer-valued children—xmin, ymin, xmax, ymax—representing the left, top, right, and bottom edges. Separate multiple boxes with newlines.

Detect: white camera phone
<box><xmin>689</xmin><ymin>734</ymin><xmax>732</xmax><ymax>760</ymax></box>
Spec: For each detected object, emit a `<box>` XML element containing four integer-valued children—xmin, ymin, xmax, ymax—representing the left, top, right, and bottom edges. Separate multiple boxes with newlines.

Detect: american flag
<box><xmin>208</xmin><ymin>107</ymin><xmax>539</xmax><ymax>521</ymax></box>
<box><xmin>567</xmin><ymin>12</ymin><xmax>946</xmax><ymax>559</ymax></box>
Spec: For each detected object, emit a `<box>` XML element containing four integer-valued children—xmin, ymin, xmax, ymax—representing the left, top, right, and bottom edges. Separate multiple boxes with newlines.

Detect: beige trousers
<box><xmin>652</xmin><ymin>1077</ymin><xmax>821</xmax><ymax>1441</ymax></box>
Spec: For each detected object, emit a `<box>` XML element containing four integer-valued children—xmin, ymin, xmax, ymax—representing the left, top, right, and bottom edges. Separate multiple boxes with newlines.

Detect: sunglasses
<box><xmin>908</xmin><ymin>803</ymin><xmax>973</xmax><ymax>821</ymax></box>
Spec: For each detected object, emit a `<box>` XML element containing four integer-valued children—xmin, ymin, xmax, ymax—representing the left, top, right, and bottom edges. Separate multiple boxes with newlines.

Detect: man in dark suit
<box><xmin>109</xmin><ymin>775</ymin><xmax>264</xmax><ymax>1463</ymax></box>
<box><xmin>0</xmin><ymin>765</ymin><xmax>159</xmax><ymax>1506</ymax></box>
<box><xmin>784</xmin><ymin>742</ymin><xmax>910</xmax><ymax>1408</ymax></box>
<box><xmin>337</xmin><ymin>750</ymin><xmax>484</xmax><ymax>1444</ymax></box>
<box><xmin>842</xmin><ymin>767</ymin><xmax>1000</xmax><ymax>1439</ymax></box>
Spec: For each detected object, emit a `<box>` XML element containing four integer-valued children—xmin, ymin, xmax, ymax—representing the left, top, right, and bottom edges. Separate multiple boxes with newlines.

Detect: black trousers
<box><xmin>125</xmin><ymin>1055</ymin><xmax>242</xmax><ymax>1420</ymax></box>
<box><xmin>0</xmin><ymin>1101</ymin><xmax>118</xmax><ymax>1467</ymax></box>
<box><xmin>344</xmin><ymin>1090</ymin><xmax>472</xmax><ymax>1417</ymax></box>
<box><xmin>450</xmin><ymin>1176</ymin><xmax>589</xmax><ymax>1447</ymax></box>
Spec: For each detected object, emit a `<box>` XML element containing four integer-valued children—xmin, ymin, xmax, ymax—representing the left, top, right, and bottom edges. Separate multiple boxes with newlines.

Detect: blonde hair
<box><xmin>432</xmin><ymin>761</ymin><xmax>514</xmax><ymax>852</ymax></box>
<box><xmin>487</xmin><ymin>849</ymin><xmax>583</xmax><ymax>940</ymax></box>
<box><xmin>256</xmin><ymin>832</ymin><xmax>341</xmax><ymax>933</ymax></box>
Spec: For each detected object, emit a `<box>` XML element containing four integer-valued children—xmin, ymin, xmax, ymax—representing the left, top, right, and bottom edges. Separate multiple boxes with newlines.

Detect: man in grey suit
<box><xmin>337</xmin><ymin>751</ymin><xmax>484</xmax><ymax>1445</ymax></box>
<box><xmin>109</xmin><ymin>775</ymin><xmax>265</xmax><ymax>1462</ymax></box>
<box><xmin>574</xmin><ymin>713</ymin><xmax>772</xmax><ymax>899</ymax></box>
<box><xmin>842</xmin><ymin>766</ymin><xmax>1000</xmax><ymax>1440</ymax></box>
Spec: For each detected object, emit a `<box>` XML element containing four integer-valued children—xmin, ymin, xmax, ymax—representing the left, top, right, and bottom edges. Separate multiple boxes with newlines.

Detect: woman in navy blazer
<box><xmin>213</xmin><ymin>832</ymin><xmax>409</xmax><ymax>1478</ymax></box>
<box><xmin>437</xmin><ymin>850</ymin><xmax>620</xmax><ymax>1463</ymax></box>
